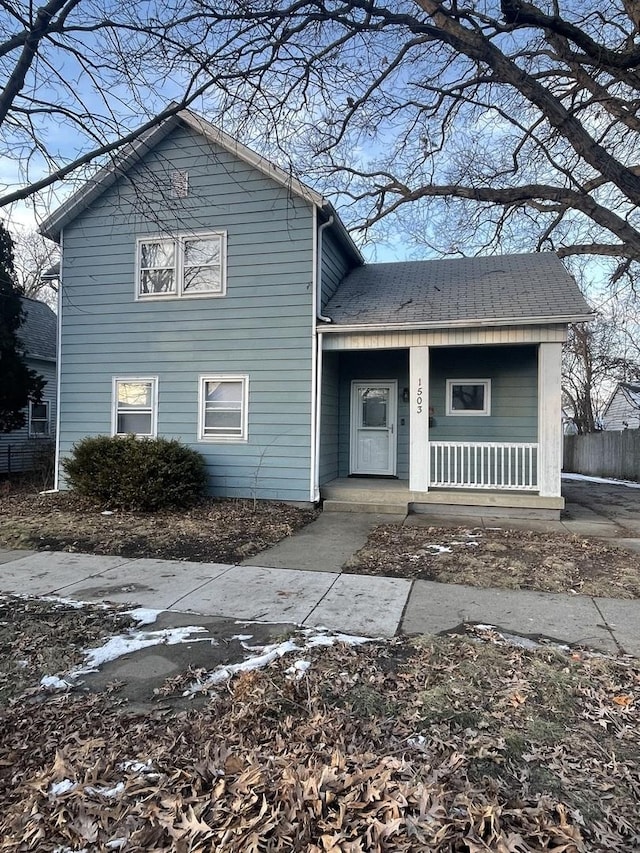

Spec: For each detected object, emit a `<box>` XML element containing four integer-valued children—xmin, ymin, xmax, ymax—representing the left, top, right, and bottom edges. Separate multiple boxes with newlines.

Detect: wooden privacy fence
<box><xmin>563</xmin><ymin>429</ymin><xmax>640</xmax><ymax>482</ymax></box>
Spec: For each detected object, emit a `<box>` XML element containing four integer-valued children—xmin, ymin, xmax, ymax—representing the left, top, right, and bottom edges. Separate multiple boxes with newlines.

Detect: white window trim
<box><xmin>112</xmin><ymin>376</ymin><xmax>159</xmax><ymax>437</ymax></box>
<box><xmin>28</xmin><ymin>399</ymin><xmax>50</xmax><ymax>437</ymax></box>
<box><xmin>135</xmin><ymin>230</ymin><xmax>227</xmax><ymax>301</ymax></box>
<box><xmin>446</xmin><ymin>378</ymin><xmax>491</xmax><ymax>416</ymax></box>
<box><xmin>198</xmin><ymin>374</ymin><xmax>249</xmax><ymax>443</ymax></box>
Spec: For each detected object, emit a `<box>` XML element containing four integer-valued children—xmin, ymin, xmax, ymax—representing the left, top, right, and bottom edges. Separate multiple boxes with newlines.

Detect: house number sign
<box><xmin>416</xmin><ymin>378</ymin><xmax>423</xmax><ymax>414</ymax></box>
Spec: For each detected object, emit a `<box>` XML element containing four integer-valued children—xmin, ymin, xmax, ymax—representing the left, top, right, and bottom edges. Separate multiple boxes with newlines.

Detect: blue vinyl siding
<box><xmin>321</xmin><ymin>229</ymin><xmax>352</xmax><ymax>308</ymax></box>
<box><xmin>58</xmin><ymin>121</ymin><xmax>315</xmax><ymax>501</ymax></box>
<box><xmin>319</xmin><ymin>352</ymin><xmax>340</xmax><ymax>483</ymax></box>
<box><xmin>429</xmin><ymin>346</ymin><xmax>538</xmax><ymax>442</ymax></box>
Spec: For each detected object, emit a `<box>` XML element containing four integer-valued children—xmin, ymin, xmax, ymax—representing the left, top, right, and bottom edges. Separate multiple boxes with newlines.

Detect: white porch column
<box><xmin>409</xmin><ymin>346</ymin><xmax>430</xmax><ymax>492</ymax></box>
<box><xmin>538</xmin><ymin>342</ymin><xmax>563</xmax><ymax>497</ymax></box>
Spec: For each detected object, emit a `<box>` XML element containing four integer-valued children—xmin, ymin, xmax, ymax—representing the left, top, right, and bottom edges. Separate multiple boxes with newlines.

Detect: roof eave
<box><xmin>319</xmin><ymin>313</ymin><xmax>595</xmax><ymax>333</ymax></box>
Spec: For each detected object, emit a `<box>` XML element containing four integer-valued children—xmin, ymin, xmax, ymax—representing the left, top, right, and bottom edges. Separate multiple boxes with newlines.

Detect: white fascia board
<box><xmin>319</xmin><ymin>313</ymin><xmax>595</xmax><ymax>334</ymax></box>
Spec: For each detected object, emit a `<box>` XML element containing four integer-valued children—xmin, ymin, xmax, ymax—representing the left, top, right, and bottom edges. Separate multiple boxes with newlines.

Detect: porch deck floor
<box><xmin>320</xmin><ymin>477</ymin><xmax>562</xmax><ymax>518</ymax></box>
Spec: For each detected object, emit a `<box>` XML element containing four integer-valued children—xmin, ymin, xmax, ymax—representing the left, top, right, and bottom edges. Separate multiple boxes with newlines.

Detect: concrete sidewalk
<box><xmin>0</xmin><ymin>545</ymin><xmax>638</xmax><ymax>656</ymax></box>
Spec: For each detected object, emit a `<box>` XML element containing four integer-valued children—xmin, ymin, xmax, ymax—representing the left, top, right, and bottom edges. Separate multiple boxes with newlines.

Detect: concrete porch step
<box><xmin>323</xmin><ymin>499</ymin><xmax>409</xmax><ymax>515</ymax></box>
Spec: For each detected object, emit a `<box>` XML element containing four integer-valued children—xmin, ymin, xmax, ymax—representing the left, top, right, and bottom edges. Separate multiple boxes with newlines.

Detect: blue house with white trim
<box><xmin>40</xmin><ymin>108</ymin><xmax>592</xmax><ymax>517</ymax></box>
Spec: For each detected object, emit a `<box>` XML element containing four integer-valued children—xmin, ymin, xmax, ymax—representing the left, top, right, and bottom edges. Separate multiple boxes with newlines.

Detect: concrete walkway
<box><xmin>1</xmin><ymin>477</ymin><xmax>639</xmax><ymax>656</ymax></box>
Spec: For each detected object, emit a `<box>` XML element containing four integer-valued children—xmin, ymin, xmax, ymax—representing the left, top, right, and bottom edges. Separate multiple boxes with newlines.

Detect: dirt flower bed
<box><xmin>0</xmin><ymin>598</ymin><xmax>638</xmax><ymax>852</ymax></box>
<box><xmin>0</xmin><ymin>489</ymin><xmax>318</xmax><ymax>563</ymax></box>
<box><xmin>345</xmin><ymin>524</ymin><xmax>640</xmax><ymax>599</ymax></box>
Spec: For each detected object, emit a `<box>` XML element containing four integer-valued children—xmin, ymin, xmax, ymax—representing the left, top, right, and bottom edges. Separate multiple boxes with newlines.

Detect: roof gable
<box><xmin>603</xmin><ymin>382</ymin><xmax>640</xmax><ymax>417</ymax></box>
<box><xmin>39</xmin><ymin>108</ymin><xmax>359</xmax><ymax>265</ymax></box>
<box><xmin>323</xmin><ymin>252</ymin><xmax>593</xmax><ymax>329</ymax></box>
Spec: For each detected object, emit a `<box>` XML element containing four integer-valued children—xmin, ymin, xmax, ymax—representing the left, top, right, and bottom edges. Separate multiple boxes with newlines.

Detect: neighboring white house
<box><xmin>0</xmin><ymin>297</ymin><xmax>57</xmax><ymax>474</ymax></box>
<box><xmin>601</xmin><ymin>382</ymin><xmax>640</xmax><ymax>431</ymax></box>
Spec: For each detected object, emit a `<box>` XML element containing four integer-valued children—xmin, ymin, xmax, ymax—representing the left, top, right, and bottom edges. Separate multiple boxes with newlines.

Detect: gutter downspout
<box><xmin>53</xmin><ymin>230</ymin><xmax>63</xmax><ymax>491</ymax></box>
<box><xmin>311</xmin><ymin>214</ymin><xmax>334</xmax><ymax>502</ymax></box>
<box><xmin>316</xmin><ymin>215</ymin><xmax>334</xmax><ymax>324</ymax></box>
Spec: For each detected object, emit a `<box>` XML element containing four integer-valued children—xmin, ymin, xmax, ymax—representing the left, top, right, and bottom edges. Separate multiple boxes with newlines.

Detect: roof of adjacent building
<box><xmin>323</xmin><ymin>252</ymin><xmax>592</xmax><ymax>329</ymax></box>
<box><xmin>604</xmin><ymin>382</ymin><xmax>640</xmax><ymax>416</ymax></box>
<box><xmin>17</xmin><ymin>297</ymin><xmax>57</xmax><ymax>361</ymax></box>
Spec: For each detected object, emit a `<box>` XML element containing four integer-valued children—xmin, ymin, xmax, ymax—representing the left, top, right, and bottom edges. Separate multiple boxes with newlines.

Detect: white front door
<box><xmin>350</xmin><ymin>381</ymin><xmax>397</xmax><ymax>476</ymax></box>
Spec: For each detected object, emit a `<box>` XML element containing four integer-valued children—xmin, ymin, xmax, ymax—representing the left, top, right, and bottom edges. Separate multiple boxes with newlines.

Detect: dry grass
<box><xmin>0</xmin><ymin>488</ymin><xmax>318</xmax><ymax>564</ymax></box>
<box><xmin>345</xmin><ymin>524</ymin><xmax>640</xmax><ymax>598</ymax></box>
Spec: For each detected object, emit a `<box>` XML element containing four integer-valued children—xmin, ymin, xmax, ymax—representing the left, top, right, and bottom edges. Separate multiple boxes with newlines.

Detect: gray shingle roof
<box><xmin>17</xmin><ymin>297</ymin><xmax>57</xmax><ymax>361</ymax></box>
<box><xmin>324</xmin><ymin>252</ymin><xmax>592</xmax><ymax>328</ymax></box>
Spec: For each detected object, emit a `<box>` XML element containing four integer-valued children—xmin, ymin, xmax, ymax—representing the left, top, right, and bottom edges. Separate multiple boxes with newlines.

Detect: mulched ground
<box><xmin>0</xmin><ymin>489</ymin><xmax>318</xmax><ymax>564</ymax></box>
<box><xmin>0</xmin><ymin>596</ymin><xmax>638</xmax><ymax>852</ymax></box>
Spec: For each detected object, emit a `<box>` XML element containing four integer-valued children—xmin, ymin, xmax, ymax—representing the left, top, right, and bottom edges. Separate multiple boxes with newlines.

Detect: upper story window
<box><xmin>112</xmin><ymin>377</ymin><xmax>158</xmax><ymax>437</ymax></box>
<box><xmin>137</xmin><ymin>232</ymin><xmax>226</xmax><ymax>299</ymax></box>
<box><xmin>446</xmin><ymin>379</ymin><xmax>491</xmax><ymax>416</ymax></box>
<box><xmin>28</xmin><ymin>400</ymin><xmax>50</xmax><ymax>437</ymax></box>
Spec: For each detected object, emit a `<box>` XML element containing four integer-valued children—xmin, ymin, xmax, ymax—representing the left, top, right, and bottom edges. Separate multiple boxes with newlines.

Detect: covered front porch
<box><xmin>316</xmin><ymin>327</ymin><xmax>565</xmax><ymax>518</ymax></box>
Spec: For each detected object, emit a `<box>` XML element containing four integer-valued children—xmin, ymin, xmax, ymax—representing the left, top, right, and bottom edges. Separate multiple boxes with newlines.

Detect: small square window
<box><xmin>446</xmin><ymin>379</ymin><xmax>491</xmax><ymax>416</ymax></box>
<box><xmin>199</xmin><ymin>375</ymin><xmax>248</xmax><ymax>442</ymax></box>
<box><xmin>112</xmin><ymin>378</ymin><xmax>158</xmax><ymax>437</ymax></box>
<box><xmin>29</xmin><ymin>400</ymin><xmax>50</xmax><ymax>437</ymax></box>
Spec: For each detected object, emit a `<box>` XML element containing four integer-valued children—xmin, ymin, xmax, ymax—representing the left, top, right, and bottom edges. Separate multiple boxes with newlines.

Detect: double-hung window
<box><xmin>112</xmin><ymin>378</ymin><xmax>158</xmax><ymax>437</ymax></box>
<box><xmin>137</xmin><ymin>232</ymin><xmax>226</xmax><ymax>299</ymax></box>
<box><xmin>199</xmin><ymin>375</ymin><xmax>248</xmax><ymax>442</ymax></box>
<box><xmin>28</xmin><ymin>400</ymin><xmax>50</xmax><ymax>437</ymax></box>
<box><xmin>446</xmin><ymin>379</ymin><xmax>491</xmax><ymax>416</ymax></box>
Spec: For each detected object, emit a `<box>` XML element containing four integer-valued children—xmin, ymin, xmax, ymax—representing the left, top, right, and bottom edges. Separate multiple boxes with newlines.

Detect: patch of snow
<box><xmin>562</xmin><ymin>472</ymin><xmax>640</xmax><ymax>489</ymax></box>
<box><xmin>185</xmin><ymin>629</ymin><xmax>376</xmax><ymax>695</ymax></box>
<box><xmin>127</xmin><ymin>607</ymin><xmax>162</xmax><ymax>626</ymax></box>
<box><xmin>40</xmin><ymin>675</ymin><xmax>73</xmax><ymax>691</ymax></box>
<box><xmin>39</xmin><ymin>489</ymin><xmax>59</xmax><ymax>495</ymax></box>
<box><xmin>85</xmin><ymin>781</ymin><xmax>125</xmax><ymax>799</ymax></box>
<box><xmin>101</xmin><ymin>510</ymin><xmax>114</xmax><ymax>515</ymax></box>
<box><xmin>231</xmin><ymin>634</ymin><xmax>254</xmax><ymax>641</ymax></box>
<box><xmin>330</xmin><ymin>632</ymin><xmax>376</xmax><ymax>646</ymax></box>
<box><xmin>425</xmin><ymin>544</ymin><xmax>452</xmax><ymax>554</ymax></box>
<box><xmin>50</xmin><ymin>779</ymin><xmax>77</xmax><ymax>797</ymax></box>
<box><xmin>407</xmin><ymin>735</ymin><xmax>427</xmax><ymax>748</ymax></box>
<box><xmin>304</xmin><ymin>634</ymin><xmax>335</xmax><ymax>648</ymax></box>
<box><xmin>78</xmin><ymin>626</ymin><xmax>207</xmax><ymax>673</ymax></box>
<box><xmin>119</xmin><ymin>760</ymin><xmax>154</xmax><ymax>774</ymax></box>
<box><xmin>191</xmin><ymin>639</ymin><xmax>302</xmax><ymax>690</ymax></box>
<box><xmin>106</xmin><ymin>841</ymin><xmax>126</xmax><ymax>850</ymax></box>
<box><xmin>41</xmin><ymin>595</ymin><xmax>104</xmax><ymax>609</ymax></box>
<box><xmin>472</xmin><ymin>624</ymin><xmax>570</xmax><ymax>653</ymax></box>
<box><xmin>286</xmin><ymin>660</ymin><xmax>311</xmax><ymax>681</ymax></box>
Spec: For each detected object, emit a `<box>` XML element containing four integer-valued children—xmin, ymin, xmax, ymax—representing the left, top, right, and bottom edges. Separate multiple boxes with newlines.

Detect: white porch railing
<box><xmin>429</xmin><ymin>441</ymin><xmax>539</xmax><ymax>490</ymax></box>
